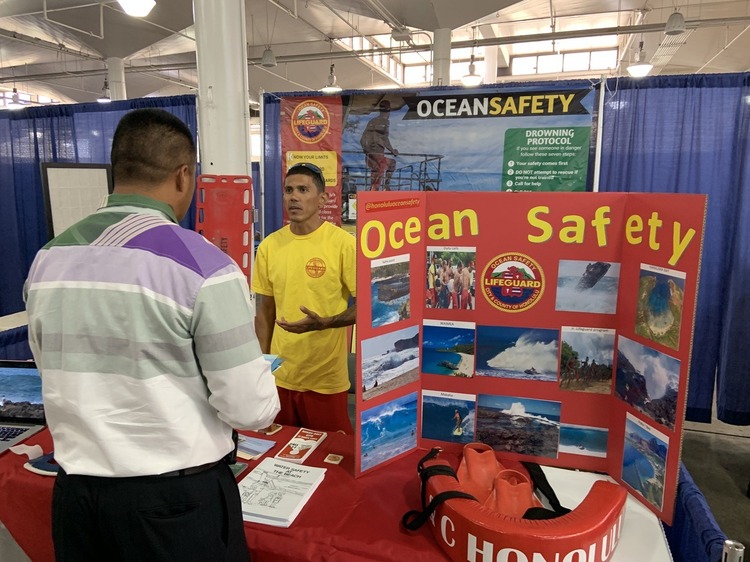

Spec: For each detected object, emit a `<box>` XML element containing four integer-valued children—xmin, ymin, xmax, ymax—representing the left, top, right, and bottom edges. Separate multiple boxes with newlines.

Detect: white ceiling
<box><xmin>0</xmin><ymin>0</ymin><xmax>748</xmax><ymax>105</ymax></box>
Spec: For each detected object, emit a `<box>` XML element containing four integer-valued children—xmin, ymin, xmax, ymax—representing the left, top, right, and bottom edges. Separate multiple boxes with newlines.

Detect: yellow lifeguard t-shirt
<box><xmin>252</xmin><ymin>221</ymin><xmax>356</xmax><ymax>393</ymax></box>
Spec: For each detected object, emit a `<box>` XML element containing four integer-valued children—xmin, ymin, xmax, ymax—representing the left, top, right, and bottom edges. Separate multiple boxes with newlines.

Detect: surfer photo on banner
<box><xmin>452</xmin><ymin>409</ymin><xmax>463</xmax><ymax>435</ymax></box>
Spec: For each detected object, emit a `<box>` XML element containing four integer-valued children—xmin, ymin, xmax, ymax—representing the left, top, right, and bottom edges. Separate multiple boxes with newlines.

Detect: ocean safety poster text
<box><xmin>354</xmin><ymin>190</ymin><xmax>707</xmax><ymax>525</ymax></box>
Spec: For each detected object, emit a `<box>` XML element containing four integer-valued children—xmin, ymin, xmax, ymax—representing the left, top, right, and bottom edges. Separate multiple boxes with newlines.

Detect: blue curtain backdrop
<box><xmin>0</xmin><ymin>95</ymin><xmax>197</xmax><ymax>317</ymax></box>
<box><xmin>599</xmin><ymin>73</ymin><xmax>750</xmax><ymax>424</ymax></box>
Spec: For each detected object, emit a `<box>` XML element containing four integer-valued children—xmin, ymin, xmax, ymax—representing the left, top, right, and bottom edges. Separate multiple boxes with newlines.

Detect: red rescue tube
<box><xmin>422</xmin><ymin>456</ymin><xmax>628</xmax><ymax>562</ymax></box>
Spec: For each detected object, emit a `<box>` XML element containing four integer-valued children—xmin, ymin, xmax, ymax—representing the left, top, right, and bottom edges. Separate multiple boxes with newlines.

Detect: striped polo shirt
<box><xmin>24</xmin><ymin>193</ymin><xmax>279</xmax><ymax>477</ymax></box>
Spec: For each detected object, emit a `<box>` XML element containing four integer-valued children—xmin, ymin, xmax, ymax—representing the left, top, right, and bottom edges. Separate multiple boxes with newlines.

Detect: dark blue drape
<box><xmin>262</xmin><ymin>95</ymin><xmax>283</xmax><ymax>236</ymax></box>
<box><xmin>599</xmin><ymin>73</ymin><xmax>750</xmax><ymax>424</ymax></box>
<box><xmin>0</xmin><ymin>95</ymin><xmax>198</xmax><ymax>317</ymax></box>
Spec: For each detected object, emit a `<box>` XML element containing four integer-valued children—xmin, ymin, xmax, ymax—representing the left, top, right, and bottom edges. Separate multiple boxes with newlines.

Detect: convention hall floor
<box><xmin>1</xmin><ymin>416</ymin><xmax>748</xmax><ymax>561</ymax></box>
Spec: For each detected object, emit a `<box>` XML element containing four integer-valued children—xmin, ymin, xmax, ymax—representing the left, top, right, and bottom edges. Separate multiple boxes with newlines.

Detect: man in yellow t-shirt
<box><xmin>252</xmin><ymin>162</ymin><xmax>357</xmax><ymax>433</ymax></box>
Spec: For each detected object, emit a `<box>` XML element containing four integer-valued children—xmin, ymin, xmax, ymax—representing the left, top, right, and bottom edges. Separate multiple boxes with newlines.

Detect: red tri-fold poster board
<box><xmin>353</xmin><ymin>190</ymin><xmax>707</xmax><ymax>525</ymax></box>
<box><xmin>195</xmin><ymin>174</ymin><xmax>254</xmax><ymax>281</ymax></box>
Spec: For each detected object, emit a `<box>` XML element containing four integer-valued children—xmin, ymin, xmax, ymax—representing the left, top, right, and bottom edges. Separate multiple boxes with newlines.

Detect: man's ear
<box><xmin>319</xmin><ymin>188</ymin><xmax>329</xmax><ymax>206</ymax></box>
<box><xmin>175</xmin><ymin>164</ymin><xmax>191</xmax><ymax>193</ymax></box>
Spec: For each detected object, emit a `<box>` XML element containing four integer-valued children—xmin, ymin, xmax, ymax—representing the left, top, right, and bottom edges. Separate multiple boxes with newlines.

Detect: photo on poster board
<box><xmin>361</xmin><ymin>324</ymin><xmax>420</xmax><ymax>400</ymax></box>
<box><xmin>360</xmin><ymin>392</ymin><xmax>418</xmax><ymax>472</ymax></box>
<box><xmin>421</xmin><ymin>390</ymin><xmax>476</xmax><ymax>443</ymax></box>
<box><xmin>421</xmin><ymin>320</ymin><xmax>475</xmax><ymax>377</ymax></box>
<box><xmin>559</xmin><ymin>326</ymin><xmax>615</xmax><ymax>393</ymax></box>
<box><xmin>476</xmin><ymin>394</ymin><xmax>561</xmax><ymax>459</ymax></box>
<box><xmin>425</xmin><ymin>247</ymin><xmax>477</xmax><ymax>310</ymax></box>
<box><xmin>555</xmin><ymin>260</ymin><xmax>620</xmax><ymax>314</ymax></box>
<box><xmin>622</xmin><ymin>413</ymin><xmax>668</xmax><ymax>511</ymax></box>
<box><xmin>370</xmin><ymin>254</ymin><xmax>411</xmax><ymax>328</ymax></box>
<box><xmin>475</xmin><ymin>325</ymin><xmax>559</xmax><ymax>381</ymax></box>
<box><xmin>559</xmin><ymin>423</ymin><xmax>608</xmax><ymax>458</ymax></box>
<box><xmin>615</xmin><ymin>336</ymin><xmax>680</xmax><ymax>431</ymax></box>
<box><xmin>634</xmin><ymin>264</ymin><xmax>686</xmax><ymax>351</ymax></box>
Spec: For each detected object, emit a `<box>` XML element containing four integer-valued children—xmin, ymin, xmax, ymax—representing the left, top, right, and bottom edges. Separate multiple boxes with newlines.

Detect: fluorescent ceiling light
<box><xmin>118</xmin><ymin>0</ymin><xmax>156</xmax><ymax>17</ymax></box>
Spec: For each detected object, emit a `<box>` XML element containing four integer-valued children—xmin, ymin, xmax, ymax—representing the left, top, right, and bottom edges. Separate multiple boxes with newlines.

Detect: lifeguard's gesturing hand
<box><xmin>276</xmin><ymin>306</ymin><xmax>330</xmax><ymax>334</ymax></box>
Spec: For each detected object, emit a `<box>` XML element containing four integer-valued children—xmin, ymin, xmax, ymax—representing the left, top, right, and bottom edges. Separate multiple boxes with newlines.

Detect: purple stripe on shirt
<box><xmin>125</xmin><ymin>225</ymin><xmax>233</xmax><ymax>277</ymax></box>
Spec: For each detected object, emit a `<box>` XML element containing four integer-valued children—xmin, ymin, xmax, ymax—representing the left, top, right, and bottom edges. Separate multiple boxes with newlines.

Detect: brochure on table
<box><xmin>353</xmin><ymin>190</ymin><xmax>706</xmax><ymax>525</ymax></box>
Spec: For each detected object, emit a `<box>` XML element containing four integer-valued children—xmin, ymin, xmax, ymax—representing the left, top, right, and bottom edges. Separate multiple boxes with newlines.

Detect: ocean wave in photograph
<box><xmin>422</xmin><ymin>394</ymin><xmax>475</xmax><ymax>443</ymax></box>
<box><xmin>361</xmin><ymin>393</ymin><xmax>418</xmax><ymax>472</ymax></box>
<box><xmin>559</xmin><ymin>424</ymin><xmax>608</xmax><ymax>458</ymax></box>
<box><xmin>476</xmin><ymin>326</ymin><xmax>558</xmax><ymax>381</ymax></box>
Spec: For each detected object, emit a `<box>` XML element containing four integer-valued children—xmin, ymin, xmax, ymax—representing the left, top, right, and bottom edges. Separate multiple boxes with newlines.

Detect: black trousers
<box><xmin>51</xmin><ymin>462</ymin><xmax>250</xmax><ymax>562</ymax></box>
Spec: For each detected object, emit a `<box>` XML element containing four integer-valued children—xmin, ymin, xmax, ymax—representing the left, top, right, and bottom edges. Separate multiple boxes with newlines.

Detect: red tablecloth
<box><xmin>0</xmin><ymin>427</ymin><xmax>449</xmax><ymax>562</ymax></box>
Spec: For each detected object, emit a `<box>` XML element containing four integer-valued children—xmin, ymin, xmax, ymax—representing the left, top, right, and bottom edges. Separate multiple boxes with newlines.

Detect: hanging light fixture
<box><xmin>320</xmin><ymin>64</ymin><xmax>342</xmax><ymax>94</ymax></box>
<box><xmin>627</xmin><ymin>41</ymin><xmax>653</xmax><ymax>78</ymax></box>
<box><xmin>117</xmin><ymin>0</ymin><xmax>155</xmax><ymax>17</ymax></box>
<box><xmin>261</xmin><ymin>47</ymin><xmax>277</xmax><ymax>67</ymax></box>
<box><xmin>665</xmin><ymin>10</ymin><xmax>686</xmax><ymax>35</ymax></box>
<box><xmin>97</xmin><ymin>79</ymin><xmax>111</xmax><ymax>103</ymax></box>
<box><xmin>461</xmin><ymin>27</ymin><xmax>482</xmax><ymax>87</ymax></box>
<box><xmin>461</xmin><ymin>54</ymin><xmax>482</xmax><ymax>87</ymax></box>
<box><xmin>7</xmin><ymin>87</ymin><xmax>24</xmax><ymax>110</ymax></box>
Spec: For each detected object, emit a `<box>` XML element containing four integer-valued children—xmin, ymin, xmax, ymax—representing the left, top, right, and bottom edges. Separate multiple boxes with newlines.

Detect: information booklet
<box><xmin>238</xmin><ymin>457</ymin><xmax>326</xmax><ymax>527</ymax></box>
<box><xmin>274</xmin><ymin>427</ymin><xmax>327</xmax><ymax>464</ymax></box>
<box><xmin>236</xmin><ymin>435</ymin><xmax>276</xmax><ymax>461</ymax></box>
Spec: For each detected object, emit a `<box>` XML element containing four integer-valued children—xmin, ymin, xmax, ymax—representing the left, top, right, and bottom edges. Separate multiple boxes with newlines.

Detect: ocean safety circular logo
<box><xmin>482</xmin><ymin>252</ymin><xmax>545</xmax><ymax>312</ymax></box>
<box><xmin>291</xmin><ymin>100</ymin><xmax>330</xmax><ymax>144</ymax></box>
<box><xmin>305</xmin><ymin>257</ymin><xmax>326</xmax><ymax>278</ymax></box>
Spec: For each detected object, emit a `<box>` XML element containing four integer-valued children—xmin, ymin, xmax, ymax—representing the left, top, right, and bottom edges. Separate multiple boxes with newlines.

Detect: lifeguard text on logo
<box><xmin>482</xmin><ymin>252</ymin><xmax>545</xmax><ymax>313</ymax></box>
<box><xmin>291</xmin><ymin>100</ymin><xmax>331</xmax><ymax>144</ymax></box>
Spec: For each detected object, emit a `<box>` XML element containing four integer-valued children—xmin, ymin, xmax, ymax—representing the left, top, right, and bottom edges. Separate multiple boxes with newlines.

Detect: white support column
<box><xmin>483</xmin><ymin>46</ymin><xmax>497</xmax><ymax>85</ymax></box>
<box><xmin>432</xmin><ymin>28</ymin><xmax>452</xmax><ymax>86</ymax></box>
<box><xmin>193</xmin><ymin>0</ymin><xmax>251</xmax><ymax>175</ymax></box>
<box><xmin>106</xmin><ymin>57</ymin><xmax>126</xmax><ymax>100</ymax></box>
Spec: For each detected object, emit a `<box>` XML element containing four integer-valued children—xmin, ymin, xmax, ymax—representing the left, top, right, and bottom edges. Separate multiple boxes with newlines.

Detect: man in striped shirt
<box><xmin>24</xmin><ymin>108</ymin><xmax>279</xmax><ymax>561</ymax></box>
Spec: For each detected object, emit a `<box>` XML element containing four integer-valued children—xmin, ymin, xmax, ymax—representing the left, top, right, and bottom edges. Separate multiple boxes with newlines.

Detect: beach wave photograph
<box><xmin>476</xmin><ymin>325</ymin><xmax>558</xmax><ymax>381</ymax></box>
<box><xmin>476</xmin><ymin>394</ymin><xmax>561</xmax><ymax>458</ymax></box>
<box><xmin>360</xmin><ymin>392</ymin><xmax>418</xmax><ymax>472</ymax></box>
<box><xmin>361</xmin><ymin>325</ymin><xmax>420</xmax><ymax>401</ymax></box>
<box><xmin>421</xmin><ymin>390</ymin><xmax>475</xmax><ymax>444</ymax></box>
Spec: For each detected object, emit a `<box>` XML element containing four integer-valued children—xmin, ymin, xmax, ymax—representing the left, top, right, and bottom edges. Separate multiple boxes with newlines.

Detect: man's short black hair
<box><xmin>286</xmin><ymin>162</ymin><xmax>325</xmax><ymax>192</ymax></box>
<box><xmin>111</xmin><ymin>108</ymin><xmax>196</xmax><ymax>186</ymax></box>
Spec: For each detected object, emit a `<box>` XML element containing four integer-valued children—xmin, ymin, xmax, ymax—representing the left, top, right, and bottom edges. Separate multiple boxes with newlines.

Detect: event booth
<box><xmin>2</xmin><ymin>72</ymin><xmax>749</xmax><ymax>561</ymax></box>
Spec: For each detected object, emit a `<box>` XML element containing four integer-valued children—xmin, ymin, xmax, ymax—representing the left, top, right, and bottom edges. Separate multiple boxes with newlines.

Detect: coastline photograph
<box><xmin>371</xmin><ymin>254</ymin><xmax>411</xmax><ymax>328</ymax></box>
<box><xmin>635</xmin><ymin>264</ymin><xmax>686</xmax><ymax>351</ymax></box>
<box><xmin>475</xmin><ymin>325</ymin><xmax>558</xmax><ymax>382</ymax></box>
<box><xmin>476</xmin><ymin>394</ymin><xmax>561</xmax><ymax>458</ymax></box>
<box><xmin>615</xmin><ymin>336</ymin><xmax>680</xmax><ymax>430</ymax></box>
<box><xmin>621</xmin><ymin>414</ymin><xmax>668</xmax><ymax>511</ymax></box>
<box><xmin>360</xmin><ymin>392</ymin><xmax>418</xmax><ymax>472</ymax></box>
<box><xmin>0</xmin><ymin>364</ymin><xmax>44</xmax><ymax>419</ymax></box>
<box><xmin>559</xmin><ymin>423</ymin><xmax>608</xmax><ymax>458</ymax></box>
<box><xmin>559</xmin><ymin>326</ymin><xmax>615</xmax><ymax>393</ymax></box>
<box><xmin>421</xmin><ymin>390</ymin><xmax>475</xmax><ymax>444</ymax></box>
<box><xmin>421</xmin><ymin>320</ymin><xmax>475</xmax><ymax>377</ymax></box>
<box><xmin>555</xmin><ymin>260</ymin><xmax>620</xmax><ymax>314</ymax></box>
<box><xmin>361</xmin><ymin>325</ymin><xmax>420</xmax><ymax>400</ymax></box>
